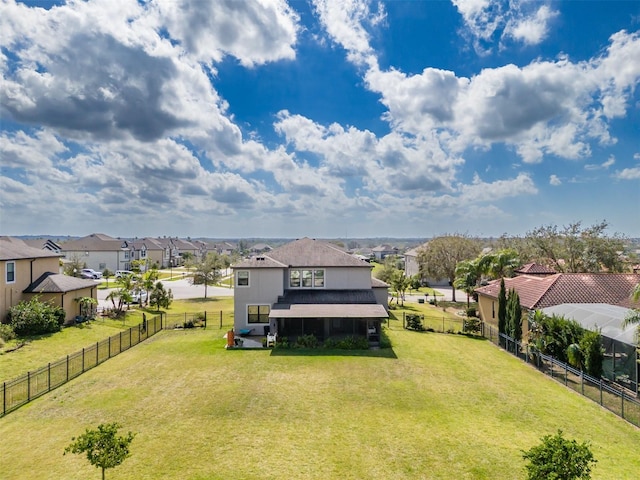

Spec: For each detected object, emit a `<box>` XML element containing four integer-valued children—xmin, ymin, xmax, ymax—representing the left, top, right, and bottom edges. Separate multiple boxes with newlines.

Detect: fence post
<box><xmin>600</xmin><ymin>379</ymin><xmax>603</xmax><ymax>405</ymax></box>
<box><xmin>204</xmin><ymin>311</ymin><xmax>207</xmax><ymax>329</ymax></box>
<box><xmin>48</xmin><ymin>363</ymin><xmax>51</xmax><ymax>392</ymax></box>
<box><xmin>3</xmin><ymin>382</ymin><xmax>5</xmax><ymax>416</ymax></box>
<box><xmin>108</xmin><ymin>337</ymin><xmax>111</xmax><ymax>359</ymax></box>
<box><xmin>96</xmin><ymin>342</ymin><xmax>99</xmax><ymax>366</ymax></box>
<box><xmin>565</xmin><ymin>364</ymin><xmax>568</xmax><ymax>386</ymax></box>
<box><xmin>27</xmin><ymin>372</ymin><xmax>31</xmax><ymax>402</ymax></box>
<box><xmin>581</xmin><ymin>372</ymin><xmax>584</xmax><ymax>395</ymax></box>
<box><xmin>82</xmin><ymin>348</ymin><xmax>85</xmax><ymax>373</ymax></box>
<box><xmin>621</xmin><ymin>392</ymin><xmax>624</xmax><ymax>419</ymax></box>
<box><xmin>66</xmin><ymin>355</ymin><xmax>69</xmax><ymax>382</ymax></box>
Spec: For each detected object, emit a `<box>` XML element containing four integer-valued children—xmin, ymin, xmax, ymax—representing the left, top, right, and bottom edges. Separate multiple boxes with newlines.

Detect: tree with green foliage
<box><xmin>498</xmin><ymin>278</ymin><xmax>507</xmax><ymax>338</ymax></box>
<box><xmin>191</xmin><ymin>252</ymin><xmax>225</xmax><ymax>299</ymax></box>
<box><xmin>102</xmin><ymin>269</ymin><xmax>113</xmax><ymax>287</ymax></box>
<box><xmin>8</xmin><ymin>296</ymin><xmax>65</xmax><ymax>336</ymax></box>
<box><xmin>454</xmin><ymin>259</ymin><xmax>481</xmax><ymax>307</ymax></box>
<box><xmin>417</xmin><ymin>235</ymin><xmax>481</xmax><ymax>302</ymax></box>
<box><xmin>149</xmin><ymin>281</ymin><xmax>173</xmax><ymax>311</ymax></box>
<box><xmin>528</xmin><ymin>312</ymin><xmax>583</xmax><ymax>364</ymax></box>
<box><xmin>506</xmin><ymin>288</ymin><xmax>522</xmax><ymax>342</ymax></box>
<box><xmin>478</xmin><ymin>248</ymin><xmax>521</xmax><ymax>280</ymax></box>
<box><xmin>375</xmin><ymin>256</ymin><xmax>399</xmax><ymax>284</ymax></box>
<box><xmin>64</xmin><ymin>254</ymin><xmax>87</xmax><ymax>277</ymax></box>
<box><xmin>580</xmin><ymin>330</ymin><xmax>604</xmax><ymax>378</ymax></box>
<box><xmin>526</xmin><ymin>220</ymin><xmax>625</xmax><ymax>273</ymax></box>
<box><xmin>65</xmin><ymin>422</ymin><xmax>136</xmax><ymax>480</ymax></box>
<box><xmin>522</xmin><ymin>430</ymin><xmax>596</xmax><ymax>480</ymax></box>
<box><xmin>390</xmin><ymin>271</ymin><xmax>411</xmax><ymax>306</ymax></box>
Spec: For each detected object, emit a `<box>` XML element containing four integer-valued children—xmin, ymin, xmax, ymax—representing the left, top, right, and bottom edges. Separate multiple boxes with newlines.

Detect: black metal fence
<box><xmin>486</xmin><ymin>326</ymin><xmax>640</xmax><ymax>428</ymax></box>
<box><xmin>1</xmin><ymin>315</ymin><xmax>162</xmax><ymax>417</ymax></box>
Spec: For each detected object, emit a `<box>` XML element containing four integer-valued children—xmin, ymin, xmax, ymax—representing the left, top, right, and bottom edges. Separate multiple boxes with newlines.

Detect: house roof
<box><xmin>234</xmin><ymin>237</ymin><xmax>372</xmax><ymax>269</ymax></box>
<box><xmin>24</xmin><ymin>272</ymin><xmax>96</xmax><ymax>293</ymax></box>
<box><xmin>60</xmin><ymin>233</ymin><xmax>125</xmax><ymax>251</ymax></box>
<box><xmin>475</xmin><ymin>273</ymin><xmax>640</xmax><ymax>310</ymax></box>
<box><xmin>0</xmin><ymin>237</ymin><xmax>62</xmax><ymax>261</ymax></box>
<box><xmin>542</xmin><ymin>303</ymin><xmax>637</xmax><ymax>346</ymax></box>
<box><xmin>404</xmin><ymin>242</ymin><xmax>429</xmax><ymax>258</ymax></box>
<box><xmin>371</xmin><ymin>277</ymin><xmax>389</xmax><ymax>288</ymax></box>
<box><xmin>22</xmin><ymin>238</ymin><xmax>63</xmax><ymax>252</ymax></box>
<box><xmin>515</xmin><ymin>262</ymin><xmax>557</xmax><ymax>275</ymax></box>
<box><xmin>270</xmin><ymin>303</ymin><xmax>388</xmax><ymax>319</ymax></box>
<box><xmin>278</xmin><ymin>289</ymin><xmax>379</xmax><ymax>305</ymax></box>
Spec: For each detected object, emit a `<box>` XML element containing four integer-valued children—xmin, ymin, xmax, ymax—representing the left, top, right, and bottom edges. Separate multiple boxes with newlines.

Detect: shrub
<box><xmin>522</xmin><ymin>430</ymin><xmax>596</xmax><ymax>480</ymax></box>
<box><xmin>294</xmin><ymin>334</ymin><xmax>319</xmax><ymax>348</ymax></box>
<box><xmin>405</xmin><ymin>314</ymin><xmax>424</xmax><ymax>331</ymax></box>
<box><xmin>465</xmin><ymin>307</ymin><xmax>477</xmax><ymax>318</ymax></box>
<box><xmin>0</xmin><ymin>323</ymin><xmax>16</xmax><ymax>342</ymax></box>
<box><xmin>463</xmin><ymin>318</ymin><xmax>482</xmax><ymax>335</ymax></box>
<box><xmin>8</xmin><ymin>297</ymin><xmax>65</xmax><ymax>336</ymax></box>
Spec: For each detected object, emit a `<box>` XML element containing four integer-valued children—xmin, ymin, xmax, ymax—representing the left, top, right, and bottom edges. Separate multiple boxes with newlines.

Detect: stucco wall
<box><xmin>233</xmin><ymin>268</ymin><xmax>284</xmax><ymax>330</ymax></box>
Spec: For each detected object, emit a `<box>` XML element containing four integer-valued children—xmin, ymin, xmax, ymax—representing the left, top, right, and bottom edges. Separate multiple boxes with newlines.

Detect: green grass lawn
<box><xmin>0</xmin><ymin>325</ymin><xmax>638</xmax><ymax>479</ymax></box>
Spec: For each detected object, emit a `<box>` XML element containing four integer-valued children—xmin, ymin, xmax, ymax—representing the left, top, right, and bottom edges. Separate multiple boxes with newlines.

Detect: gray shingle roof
<box><xmin>278</xmin><ymin>289</ymin><xmax>378</xmax><ymax>305</ymax></box>
<box><xmin>24</xmin><ymin>272</ymin><xmax>96</xmax><ymax>293</ymax></box>
<box><xmin>0</xmin><ymin>237</ymin><xmax>61</xmax><ymax>261</ymax></box>
<box><xmin>234</xmin><ymin>237</ymin><xmax>371</xmax><ymax>269</ymax></box>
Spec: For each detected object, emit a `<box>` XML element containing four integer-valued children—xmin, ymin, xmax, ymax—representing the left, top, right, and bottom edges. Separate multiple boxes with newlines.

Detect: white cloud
<box><xmin>504</xmin><ymin>4</ymin><xmax>558</xmax><ymax>46</ymax></box>
<box><xmin>613</xmin><ymin>167</ymin><xmax>640</xmax><ymax>180</ymax></box>
<box><xmin>549</xmin><ymin>174</ymin><xmax>561</xmax><ymax>186</ymax></box>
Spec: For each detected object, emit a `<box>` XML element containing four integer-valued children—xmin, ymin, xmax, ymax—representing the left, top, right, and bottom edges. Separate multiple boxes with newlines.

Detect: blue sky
<box><xmin>1</xmin><ymin>0</ymin><xmax>639</xmax><ymax>239</ymax></box>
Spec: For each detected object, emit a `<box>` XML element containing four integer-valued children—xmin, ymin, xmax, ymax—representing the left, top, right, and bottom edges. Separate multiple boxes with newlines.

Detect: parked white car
<box><xmin>131</xmin><ymin>290</ymin><xmax>148</xmax><ymax>304</ymax></box>
<box><xmin>115</xmin><ymin>270</ymin><xmax>134</xmax><ymax>278</ymax></box>
<box><xmin>80</xmin><ymin>268</ymin><xmax>102</xmax><ymax>279</ymax></box>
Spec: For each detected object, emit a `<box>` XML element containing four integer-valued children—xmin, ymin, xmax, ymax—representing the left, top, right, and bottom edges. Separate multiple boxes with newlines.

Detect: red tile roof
<box><xmin>475</xmin><ymin>273</ymin><xmax>640</xmax><ymax>309</ymax></box>
<box><xmin>515</xmin><ymin>262</ymin><xmax>556</xmax><ymax>275</ymax></box>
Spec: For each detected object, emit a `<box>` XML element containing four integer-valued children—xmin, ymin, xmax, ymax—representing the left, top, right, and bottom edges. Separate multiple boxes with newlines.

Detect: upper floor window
<box><xmin>289</xmin><ymin>269</ymin><xmax>325</xmax><ymax>288</ymax></box>
<box><xmin>6</xmin><ymin>261</ymin><xmax>15</xmax><ymax>283</ymax></box>
<box><xmin>237</xmin><ymin>270</ymin><xmax>249</xmax><ymax>287</ymax></box>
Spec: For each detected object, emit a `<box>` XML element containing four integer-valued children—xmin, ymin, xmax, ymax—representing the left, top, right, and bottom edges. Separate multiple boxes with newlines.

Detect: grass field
<box><xmin>1</xmin><ymin>324</ymin><xmax>638</xmax><ymax>479</ymax></box>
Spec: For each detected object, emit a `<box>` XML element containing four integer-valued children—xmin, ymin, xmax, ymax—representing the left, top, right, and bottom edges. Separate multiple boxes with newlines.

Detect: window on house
<box><xmin>248</xmin><ymin>305</ymin><xmax>270</xmax><ymax>323</ymax></box>
<box><xmin>290</xmin><ymin>270</ymin><xmax>300</xmax><ymax>288</ymax></box>
<box><xmin>124</xmin><ymin>251</ymin><xmax>130</xmax><ymax>259</ymax></box>
<box><xmin>237</xmin><ymin>270</ymin><xmax>249</xmax><ymax>287</ymax></box>
<box><xmin>314</xmin><ymin>269</ymin><xmax>324</xmax><ymax>287</ymax></box>
<box><xmin>289</xmin><ymin>269</ymin><xmax>325</xmax><ymax>288</ymax></box>
<box><xmin>302</xmin><ymin>270</ymin><xmax>313</xmax><ymax>287</ymax></box>
<box><xmin>6</xmin><ymin>262</ymin><xmax>15</xmax><ymax>283</ymax></box>
<box><xmin>492</xmin><ymin>301</ymin><xmax>495</xmax><ymax>319</ymax></box>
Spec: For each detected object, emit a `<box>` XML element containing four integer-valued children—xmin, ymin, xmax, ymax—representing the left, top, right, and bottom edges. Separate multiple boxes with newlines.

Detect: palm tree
<box><xmin>454</xmin><ymin>259</ymin><xmax>481</xmax><ymax>307</ymax></box>
<box><xmin>390</xmin><ymin>271</ymin><xmax>411</xmax><ymax>306</ymax></box>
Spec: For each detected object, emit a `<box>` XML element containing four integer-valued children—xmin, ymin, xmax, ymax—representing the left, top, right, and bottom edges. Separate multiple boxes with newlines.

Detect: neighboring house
<box><xmin>403</xmin><ymin>242</ymin><xmax>449</xmax><ymax>286</ymax></box>
<box><xmin>250</xmin><ymin>243</ymin><xmax>272</xmax><ymax>254</ymax></box>
<box><xmin>60</xmin><ymin>233</ymin><xmax>129</xmax><ymax>273</ymax></box>
<box><xmin>22</xmin><ymin>238</ymin><xmax>63</xmax><ymax>254</ymax></box>
<box><xmin>121</xmin><ymin>239</ymin><xmax>150</xmax><ymax>271</ymax></box>
<box><xmin>474</xmin><ymin>273</ymin><xmax>640</xmax><ymax>330</ymax></box>
<box><xmin>514</xmin><ymin>263</ymin><xmax>557</xmax><ymax>277</ymax></box>
<box><xmin>372</xmin><ymin>244</ymin><xmax>397</xmax><ymax>261</ymax></box>
<box><xmin>1</xmin><ymin>237</ymin><xmax>97</xmax><ymax>323</ymax></box>
<box><xmin>233</xmin><ymin>237</ymin><xmax>389</xmax><ymax>345</ymax></box>
<box><xmin>152</xmin><ymin>237</ymin><xmax>198</xmax><ymax>267</ymax></box>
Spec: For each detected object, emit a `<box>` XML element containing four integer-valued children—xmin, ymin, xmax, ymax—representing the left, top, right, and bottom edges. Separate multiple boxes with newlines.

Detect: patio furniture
<box><xmin>266</xmin><ymin>332</ymin><xmax>277</xmax><ymax>348</ymax></box>
<box><xmin>238</xmin><ymin>328</ymin><xmax>253</xmax><ymax>336</ymax></box>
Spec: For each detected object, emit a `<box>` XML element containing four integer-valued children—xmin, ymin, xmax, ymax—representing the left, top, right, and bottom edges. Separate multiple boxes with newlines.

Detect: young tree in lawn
<box><xmin>522</xmin><ymin>430</ymin><xmax>596</xmax><ymax>480</ymax></box>
<box><xmin>102</xmin><ymin>269</ymin><xmax>113</xmax><ymax>287</ymax></box>
<box><xmin>417</xmin><ymin>235</ymin><xmax>481</xmax><ymax>302</ymax></box>
<box><xmin>149</xmin><ymin>281</ymin><xmax>173</xmax><ymax>311</ymax></box>
<box><xmin>390</xmin><ymin>271</ymin><xmax>411</xmax><ymax>306</ymax></box>
<box><xmin>375</xmin><ymin>256</ymin><xmax>399</xmax><ymax>284</ymax></box>
<box><xmin>65</xmin><ymin>422</ymin><xmax>135</xmax><ymax>480</ymax></box>
<box><xmin>191</xmin><ymin>252</ymin><xmax>224</xmax><ymax>299</ymax></box>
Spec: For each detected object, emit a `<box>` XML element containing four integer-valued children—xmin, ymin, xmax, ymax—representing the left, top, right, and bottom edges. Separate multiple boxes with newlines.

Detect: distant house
<box><xmin>250</xmin><ymin>243</ymin><xmax>272</xmax><ymax>254</ymax></box>
<box><xmin>403</xmin><ymin>242</ymin><xmax>449</xmax><ymax>286</ymax></box>
<box><xmin>514</xmin><ymin>263</ymin><xmax>557</xmax><ymax>277</ymax></box>
<box><xmin>372</xmin><ymin>244</ymin><xmax>397</xmax><ymax>261</ymax></box>
<box><xmin>233</xmin><ymin>238</ymin><xmax>389</xmax><ymax>346</ymax></box>
<box><xmin>60</xmin><ymin>233</ymin><xmax>129</xmax><ymax>273</ymax></box>
<box><xmin>22</xmin><ymin>238</ymin><xmax>63</xmax><ymax>254</ymax></box>
<box><xmin>1</xmin><ymin>237</ymin><xmax>96</xmax><ymax>323</ymax></box>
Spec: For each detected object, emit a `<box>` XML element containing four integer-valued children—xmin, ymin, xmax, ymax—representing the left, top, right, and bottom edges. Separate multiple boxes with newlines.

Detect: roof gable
<box><xmin>1</xmin><ymin>237</ymin><xmax>62</xmax><ymax>261</ymax></box>
<box><xmin>24</xmin><ymin>272</ymin><xmax>96</xmax><ymax>293</ymax></box>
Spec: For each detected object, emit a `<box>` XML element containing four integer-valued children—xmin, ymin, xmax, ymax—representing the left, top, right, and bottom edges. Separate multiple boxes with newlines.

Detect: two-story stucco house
<box><xmin>233</xmin><ymin>238</ymin><xmax>389</xmax><ymax>345</ymax></box>
<box><xmin>1</xmin><ymin>237</ymin><xmax>97</xmax><ymax>323</ymax></box>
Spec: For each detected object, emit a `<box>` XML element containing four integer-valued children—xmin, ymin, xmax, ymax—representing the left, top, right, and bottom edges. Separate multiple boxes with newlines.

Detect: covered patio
<box><xmin>270</xmin><ymin>303</ymin><xmax>388</xmax><ymax>345</ymax></box>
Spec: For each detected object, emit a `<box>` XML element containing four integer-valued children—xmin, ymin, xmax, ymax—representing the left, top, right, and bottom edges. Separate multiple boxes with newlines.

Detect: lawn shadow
<box><xmin>270</xmin><ymin>347</ymin><xmax>398</xmax><ymax>359</ymax></box>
